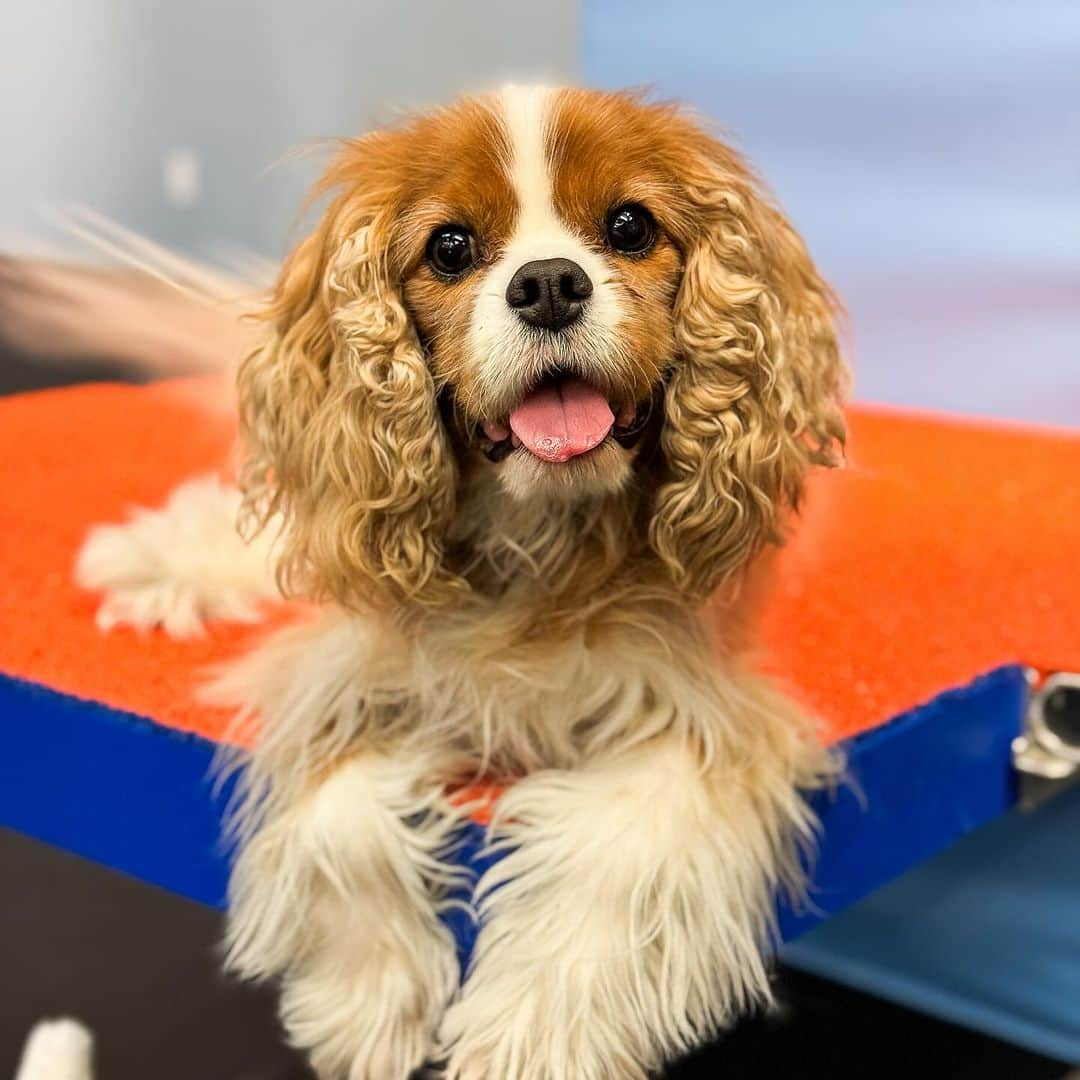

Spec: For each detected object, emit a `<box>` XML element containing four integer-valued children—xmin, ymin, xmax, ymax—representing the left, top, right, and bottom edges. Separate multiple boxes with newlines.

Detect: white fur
<box><xmin>468</xmin><ymin>86</ymin><xmax>625</xmax><ymax>422</ymax></box>
<box><xmin>75</xmin><ymin>475</ymin><xmax>279</xmax><ymax>637</ymax></box>
<box><xmin>215</xmin><ymin>622</ymin><xmax>469</xmax><ymax>1080</ymax></box>
<box><xmin>228</xmin><ymin>758</ymin><xmax>461</xmax><ymax>1078</ymax></box>
<box><xmin>209</xmin><ymin>604</ymin><xmax>831</xmax><ymax>1079</ymax></box>
<box><xmin>502</xmin><ymin>85</ymin><xmax>555</xmax><ymax>235</ymax></box>
<box><xmin>441</xmin><ymin>737</ymin><xmax>814</xmax><ymax>1079</ymax></box>
<box><xmin>16</xmin><ymin>1018</ymin><xmax>94</xmax><ymax>1080</ymax></box>
<box><xmin>72</xmin><ymin>485</ymin><xmax>831</xmax><ymax>1076</ymax></box>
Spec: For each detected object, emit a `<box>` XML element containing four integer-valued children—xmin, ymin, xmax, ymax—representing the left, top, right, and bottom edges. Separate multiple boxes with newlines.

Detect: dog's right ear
<box><xmin>238</xmin><ymin>138</ymin><xmax>466</xmax><ymax>613</ymax></box>
<box><xmin>649</xmin><ymin>116</ymin><xmax>848</xmax><ymax>604</ymax></box>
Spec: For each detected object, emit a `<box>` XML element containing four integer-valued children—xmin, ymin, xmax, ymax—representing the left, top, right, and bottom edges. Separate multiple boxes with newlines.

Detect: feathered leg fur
<box><xmin>226</xmin><ymin>752</ymin><xmax>464</xmax><ymax>1080</ymax></box>
<box><xmin>440</xmin><ymin>681</ymin><xmax>830</xmax><ymax>1080</ymax></box>
<box><xmin>214</xmin><ymin>616</ymin><xmax>471</xmax><ymax>1080</ymax></box>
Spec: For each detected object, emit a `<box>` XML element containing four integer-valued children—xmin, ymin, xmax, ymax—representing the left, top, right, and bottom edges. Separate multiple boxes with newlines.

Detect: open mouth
<box><xmin>482</xmin><ymin>374</ymin><xmax>646</xmax><ymax>464</ymax></box>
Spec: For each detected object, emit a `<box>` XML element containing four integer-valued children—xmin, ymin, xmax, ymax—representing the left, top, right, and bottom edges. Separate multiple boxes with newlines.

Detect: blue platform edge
<box><xmin>782</xmin><ymin>781</ymin><xmax>1080</xmax><ymax>1065</ymax></box>
<box><xmin>0</xmin><ymin>664</ymin><xmax>1026</xmax><ymax>973</ymax></box>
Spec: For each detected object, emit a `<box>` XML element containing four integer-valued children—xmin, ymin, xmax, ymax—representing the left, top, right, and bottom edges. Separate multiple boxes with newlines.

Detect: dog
<box><xmin>65</xmin><ymin>85</ymin><xmax>849</xmax><ymax>1078</ymax></box>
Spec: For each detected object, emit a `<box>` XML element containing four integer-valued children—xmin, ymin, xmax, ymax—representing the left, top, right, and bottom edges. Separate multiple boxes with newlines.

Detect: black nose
<box><xmin>505</xmin><ymin>258</ymin><xmax>593</xmax><ymax>331</ymax></box>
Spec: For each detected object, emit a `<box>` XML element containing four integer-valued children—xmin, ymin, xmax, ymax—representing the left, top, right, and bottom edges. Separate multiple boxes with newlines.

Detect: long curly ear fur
<box><xmin>238</xmin><ymin>142</ymin><xmax>464</xmax><ymax>611</ymax></box>
<box><xmin>650</xmin><ymin>127</ymin><xmax>848</xmax><ymax>602</ymax></box>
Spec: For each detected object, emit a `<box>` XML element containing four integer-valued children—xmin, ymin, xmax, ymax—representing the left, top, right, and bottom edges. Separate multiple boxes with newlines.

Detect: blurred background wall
<box><xmin>1</xmin><ymin>0</ymin><xmax>577</xmax><ymax>257</ymax></box>
<box><xmin>3</xmin><ymin>0</ymin><xmax>1076</xmax><ymax>424</ymax></box>
<box><xmin>585</xmin><ymin>0</ymin><xmax>1079</xmax><ymax>425</ymax></box>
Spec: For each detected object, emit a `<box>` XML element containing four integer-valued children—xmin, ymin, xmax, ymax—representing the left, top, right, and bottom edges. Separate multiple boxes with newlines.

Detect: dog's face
<box><xmin>397</xmin><ymin>87</ymin><xmax>684</xmax><ymax>502</ymax></box>
<box><xmin>239</xmin><ymin>87</ymin><xmax>847</xmax><ymax>611</ymax></box>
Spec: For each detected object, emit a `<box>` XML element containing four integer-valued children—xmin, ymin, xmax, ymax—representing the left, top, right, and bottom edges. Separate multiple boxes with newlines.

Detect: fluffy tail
<box><xmin>14</xmin><ymin>1018</ymin><xmax>94</xmax><ymax>1080</ymax></box>
<box><xmin>0</xmin><ymin>207</ymin><xmax>266</xmax><ymax>382</ymax></box>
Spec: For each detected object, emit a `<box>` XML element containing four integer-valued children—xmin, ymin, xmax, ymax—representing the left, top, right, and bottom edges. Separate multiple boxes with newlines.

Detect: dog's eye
<box><xmin>427</xmin><ymin>225</ymin><xmax>476</xmax><ymax>276</ymax></box>
<box><xmin>605</xmin><ymin>204</ymin><xmax>655</xmax><ymax>254</ymax></box>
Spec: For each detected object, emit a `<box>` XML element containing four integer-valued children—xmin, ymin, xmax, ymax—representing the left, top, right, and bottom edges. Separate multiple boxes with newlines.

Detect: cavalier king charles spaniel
<box><xmin>69</xmin><ymin>85</ymin><xmax>849</xmax><ymax>1079</ymax></box>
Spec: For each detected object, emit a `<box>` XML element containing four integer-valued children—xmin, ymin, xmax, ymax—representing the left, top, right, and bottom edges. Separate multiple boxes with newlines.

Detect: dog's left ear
<box><xmin>238</xmin><ymin>136</ymin><xmax>466</xmax><ymax>612</ymax></box>
<box><xmin>650</xmin><ymin>127</ymin><xmax>849</xmax><ymax>602</ymax></box>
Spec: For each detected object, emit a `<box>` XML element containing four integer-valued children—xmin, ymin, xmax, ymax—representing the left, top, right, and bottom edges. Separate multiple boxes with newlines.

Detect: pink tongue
<box><xmin>509</xmin><ymin>378</ymin><xmax>614</xmax><ymax>463</ymax></box>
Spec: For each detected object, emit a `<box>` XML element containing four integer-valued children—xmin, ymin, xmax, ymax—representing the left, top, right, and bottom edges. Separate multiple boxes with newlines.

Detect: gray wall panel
<box><xmin>3</xmin><ymin>0</ymin><xmax>578</xmax><ymax>257</ymax></box>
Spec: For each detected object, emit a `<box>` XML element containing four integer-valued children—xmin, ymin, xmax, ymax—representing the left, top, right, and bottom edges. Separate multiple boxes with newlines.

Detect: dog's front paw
<box><xmin>75</xmin><ymin>476</ymin><xmax>277</xmax><ymax>637</ymax></box>
<box><xmin>440</xmin><ymin>956</ymin><xmax>648</xmax><ymax>1080</ymax></box>
<box><xmin>227</xmin><ymin>756</ymin><xmax>464</xmax><ymax>1080</ymax></box>
<box><xmin>437</xmin><ymin>743</ymin><xmax>789</xmax><ymax>1080</ymax></box>
<box><xmin>280</xmin><ymin>927</ymin><xmax>457</xmax><ymax>1080</ymax></box>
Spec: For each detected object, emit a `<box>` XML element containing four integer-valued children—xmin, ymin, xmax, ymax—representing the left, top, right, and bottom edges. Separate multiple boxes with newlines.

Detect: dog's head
<box><xmin>240</xmin><ymin>86</ymin><xmax>847</xmax><ymax>611</ymax></box>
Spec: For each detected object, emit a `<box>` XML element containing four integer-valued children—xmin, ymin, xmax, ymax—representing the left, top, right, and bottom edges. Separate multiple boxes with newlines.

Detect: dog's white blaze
<box><xmin>501</xmin><ymin>84</ymin><xmax>557</xmax><ymax>238</ymax></box>
<box><xmin>468</xmin><ymin>84</ymin><xmax>624</xmax><ymax>413</ymax></box>
<box><xmin>496</xmin><ymin>84</ymin><xmax>617</xmax><ymax>295</ymax></box>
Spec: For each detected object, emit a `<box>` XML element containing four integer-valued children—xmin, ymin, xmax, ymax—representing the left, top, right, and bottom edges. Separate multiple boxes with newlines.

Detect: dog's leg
<box><xmin>76</xmin><ymin>475</ymin><xmax>279</xmax><ymax>637</ymax></box>
<box><xmin>226</xmin><ymin>752</ymin><xmax>464</xmax><ymax>1080</ymax></box>
<box><xmin>441</xmin><ymin>708</ymin><xmax>828</xmax><ymax>1080</ymax></box>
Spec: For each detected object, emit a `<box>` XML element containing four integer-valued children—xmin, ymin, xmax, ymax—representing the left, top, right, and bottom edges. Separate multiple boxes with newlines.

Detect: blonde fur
<box><xmin>238</xmin><ymin>165</ymin><xmax>464</xmax><ymax>613</ymax></box>
<box><xmin>650</xmin><ymin>132</ymin><xmax>847</xmax><ymax>601</ymax></box>
<box><xmin>70</xmin><ymin>86</ymin><xmax>849</xmax><ymax>1078</ymax></box>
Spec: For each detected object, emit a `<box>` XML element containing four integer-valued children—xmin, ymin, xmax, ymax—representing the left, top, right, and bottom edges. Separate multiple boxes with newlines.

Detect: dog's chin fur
<box><xmin>64</xmin><ymin>83</ymin><xmax>848</xmax><ymax>1080</ymax></box>
<box><xmin>496</xmin><ymin>438</ymin><xmax>633</xmax><ymax>503</ymax></box>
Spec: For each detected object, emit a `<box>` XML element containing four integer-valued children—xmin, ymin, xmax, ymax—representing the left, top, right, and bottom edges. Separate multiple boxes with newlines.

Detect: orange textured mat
<box><xmin>1</xmin><ymin>380</ymin><xmax>1078</xmax><ymax>745</ymax></box>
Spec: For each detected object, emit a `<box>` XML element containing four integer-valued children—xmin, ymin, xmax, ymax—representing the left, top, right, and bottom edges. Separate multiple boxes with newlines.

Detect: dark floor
<box><xmin>1</xmin><ymin>352</ymin><xmax>1073</xmax><ymax>1079</ymax></box>
<box><xmin>2</xmin><ymin>828</ymin><xmax>1070</xmax><ymax>1080</ymax></box>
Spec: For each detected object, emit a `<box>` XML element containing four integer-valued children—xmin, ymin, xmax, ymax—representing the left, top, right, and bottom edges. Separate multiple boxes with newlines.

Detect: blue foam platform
<box><xmin>0</xmin><ymin>664</ymin><xmax>1028</xmax><ymax>974</ymax></box>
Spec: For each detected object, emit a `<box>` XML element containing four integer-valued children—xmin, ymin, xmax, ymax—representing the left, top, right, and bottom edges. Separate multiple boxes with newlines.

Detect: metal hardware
<box><xmin>1013</xmin><ymin>670</ymin><xmax>1080</xmax><ymax>809</ymax></box>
